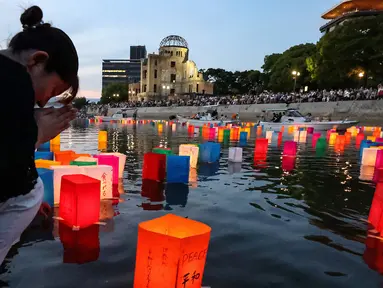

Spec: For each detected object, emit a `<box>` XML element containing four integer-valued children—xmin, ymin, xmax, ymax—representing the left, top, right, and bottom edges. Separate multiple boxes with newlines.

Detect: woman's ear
<box><xmin>27</xmin><ymin>51</ymin><xmax>49</xmax><ymax>68</ymax></box>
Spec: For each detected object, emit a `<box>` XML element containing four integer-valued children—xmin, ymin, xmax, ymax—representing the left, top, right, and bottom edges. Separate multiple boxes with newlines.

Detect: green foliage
<box><xmin>100</xmin><ymin>83</ymin><xmax>129</xmax><ymax>104</ymax></box>
<box><xmin>72</xmin><ymin>97</ymin><xmax>88</xmax><ymax>109</ymax></box>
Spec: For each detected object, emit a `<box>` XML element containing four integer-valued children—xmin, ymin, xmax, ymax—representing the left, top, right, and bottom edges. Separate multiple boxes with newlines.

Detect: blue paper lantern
<box><xmin>35</xmin><ymin>151</ymin><xmax>54</xmax><ymax>160</ymax></box>
<box><xmin>165</xmin><ymin>183</ymin><xmax>189</xmax><ymax>207</ymax></box>
<box><xmin>166</xmin><ymin>155</ymin><xmax>190</xmax><ymax>183</ymax></box>
<box><xmin>360</xmin><ymin>140</ymin><xmax>373</xmax><ymax>159</ymax></box>
<box><xmin>37</xmin><ymin>141</ymin><xmax>50</xmax><ymax>152</ymax></box>
<box><xmin>37</xmin><ymin>168</ymin><xmax>54</xmax><ymax>208</ymax></box>
<box><xmin>239</xmin><ymin>131</ymin><xmax>248</xmax><ymax>142</ymax></box>
<box><xmin>200</xmin><ymin>142</ymin><xmax>220</xmax><ymax>163</ymax></box>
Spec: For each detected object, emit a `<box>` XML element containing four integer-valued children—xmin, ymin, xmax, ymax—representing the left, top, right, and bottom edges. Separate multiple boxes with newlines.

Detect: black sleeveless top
<box><xmin>0</xmin><ymin>54</ymin><xmax>38</xmax><ymax>203</ymax></box>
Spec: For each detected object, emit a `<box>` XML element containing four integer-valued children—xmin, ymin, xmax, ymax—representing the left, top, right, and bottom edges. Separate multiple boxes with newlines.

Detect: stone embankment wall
<box><xmin>87</xmin><ymin>100</ymin><xmax>383</xmax><ymax>123</ymax></box>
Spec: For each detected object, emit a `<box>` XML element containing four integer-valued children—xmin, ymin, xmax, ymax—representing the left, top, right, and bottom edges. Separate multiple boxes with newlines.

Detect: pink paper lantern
<box><xmin>94</xmin><ymin>155</ymin><xmax>119</xmax><ymax>184</ymax></box>
<box><xmin>376</xmin><ymin>150</ymin><xmax>383</xmax><ymax>169</ymax></box>
<box><xmin>209</xmin><ymin>128</ymin><xmax>216</xmax><ymax>140</ymax></box>
<box><xmin>307</xmin><ymin>127</ymin><xmax>314</xmax><ymax>134</ymax></box>
<box><xmin>283</xmin><ymin>141</ymin><xmax>297</xmax><ymax>156</ymax></box>
<box><xmin>376</xmin><ymin>138</ymin><xmax>383</xmax><ymax>143</ymax></box>
<box><xmin>312</xmin><ymin>133</ymin><xmax>321</xmax><ymax>148</ymax></box>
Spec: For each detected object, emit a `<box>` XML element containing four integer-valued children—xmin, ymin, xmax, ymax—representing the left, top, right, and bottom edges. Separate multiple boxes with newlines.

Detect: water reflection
<box><xmin>165</xmin><ymin>183</ymin><xmax>189</xmax><ymax>208</ymax></box>
<box><xmin>198</xmin><ymin>162</ymin><xmax>220</xmax><ymax>177</ymax></box>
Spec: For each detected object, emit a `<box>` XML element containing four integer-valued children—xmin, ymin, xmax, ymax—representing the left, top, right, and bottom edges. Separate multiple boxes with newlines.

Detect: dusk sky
<box><xmin>0</xmin><ymin>0</ymin><xmax>341</xmax><ymax>98</ymax></box>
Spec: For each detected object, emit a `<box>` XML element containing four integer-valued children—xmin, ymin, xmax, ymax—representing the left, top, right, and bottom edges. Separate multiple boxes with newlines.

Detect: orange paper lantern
<box><xmin>35</xmin><ymin>159</ymin><xmax>61</xmax><ymax>169</ymax></box>
<box><xmin>134</xmin><ymin>214</ymin><xmax>211</xmax><ymax>288</ymax></box>
<box><xmin>55</xmin><ymin>150</ymin><xmax>76</xmax><ymax>165</ymax></box>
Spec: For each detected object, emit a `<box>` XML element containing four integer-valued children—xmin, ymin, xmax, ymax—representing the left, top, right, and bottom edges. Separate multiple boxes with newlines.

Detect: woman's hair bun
<box><xmin>20</xmin><ymin>6</ymin><xmax>43</xmax><ymax>28</ymax></box>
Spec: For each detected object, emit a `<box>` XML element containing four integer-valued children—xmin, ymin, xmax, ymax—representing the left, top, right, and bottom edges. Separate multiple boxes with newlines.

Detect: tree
<box><xmin>313</xmin><ymin>15</ymin><xmax>383</xmax><ymax>89</ymax></box>
<box><xmin>100</xmin><ymin>83</ymin><xmax>129</xmax><ymax>104</ymax></box>
<box><xmin>72</xmin><ymin>97</ymin><xmax>88</xmax><ymax>109</ymax></box>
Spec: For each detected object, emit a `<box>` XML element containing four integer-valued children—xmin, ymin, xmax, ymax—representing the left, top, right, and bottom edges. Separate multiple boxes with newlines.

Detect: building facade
<box><xmin>320</xmin><ymin>0</ymin><xmax>383</xmax><ymax>34</ymax></box>
<box><xmin>129</xmin><ymin>35</ymin><xmax>213</xmax><ymax>101</ymax></box>
<box><xmin>130</xmin><ymin>46</ymin><xmax>147</xmax><ymax>60</ymax></box>
<box><xmin>102</xmin><ymin>59</ymin><xmax>141</xmax><ymax>91</ymax></box>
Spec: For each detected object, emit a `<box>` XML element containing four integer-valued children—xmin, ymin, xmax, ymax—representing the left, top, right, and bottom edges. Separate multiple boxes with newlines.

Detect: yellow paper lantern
<box><xmin>51</xmin><ymin>134</ymin><xmax>60</xmax><ymax>146</ymax></box>
<box><xmin>98</xmin><ymin>131</ymin><xmax>107</xmax><ymax>143</ymax></box>
<box><xmin>179</xmin><ymin>144</ymin><xmax>199</xmax><ymax>169</ymax></box>
<box><xmin>35</xmin><ymin>159</ymin><xmax>61</xmax><ymax>169</ymax></box>
<box><xmin>299</xmin><ymin>131</ymin><xmax>307</xmax><ymax>143</ymax></box>
<box><xmin>367</xmin><ymin>136</ymin><xmax>376</xmax><ymax>142</ymax></box>
<box><xmin>288</xmin><ymin>126</ymin><xmax>294</xmax><ymax>134</ymax></box>
<box><xmin>98</xmin><ymin>141</ymin><xmax>107</xmax><ymax>151</ymax></box>
<box><xmin>266</xmin><ymin>131</ymin><xmax>273</xmax><ymax>143</ymax></box>
<box><xmin>329</xmin><ymin>132</ymin><xmax>338</xmax><ymax>145</ymax></box>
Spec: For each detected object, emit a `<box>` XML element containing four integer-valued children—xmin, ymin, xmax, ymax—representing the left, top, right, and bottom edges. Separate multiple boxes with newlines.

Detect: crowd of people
<box><xmin>85</xmin><ymin>87</ymin><xmax>383</xmax><ymax>114</ymax></box>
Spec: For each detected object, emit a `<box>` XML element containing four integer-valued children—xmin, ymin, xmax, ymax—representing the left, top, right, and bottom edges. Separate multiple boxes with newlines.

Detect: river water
<box><xmin>0</xmin><ymin>120</ymin><xmax>382</xmax><ymax>288</ymax></box>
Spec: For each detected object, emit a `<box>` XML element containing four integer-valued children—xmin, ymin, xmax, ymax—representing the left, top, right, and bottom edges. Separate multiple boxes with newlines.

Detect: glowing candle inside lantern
<box><xmin>98</xmin><ymin>131</ymin><xmax>107</xmax><ymax>143</ymax></box>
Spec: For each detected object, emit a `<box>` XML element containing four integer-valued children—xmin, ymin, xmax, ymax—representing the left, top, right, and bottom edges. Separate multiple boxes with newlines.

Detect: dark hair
<box><xmin>9</xmin><ymin>6</ymin><xmax>79</xmax><ymax>99</ymax></box>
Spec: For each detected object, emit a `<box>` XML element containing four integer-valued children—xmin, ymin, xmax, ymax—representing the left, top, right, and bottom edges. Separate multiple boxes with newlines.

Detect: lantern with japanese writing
<box><xmin>362</xmin><ymin>147</ymin><xmax>380</xmax><ymax>166</ymax></box>
<box><xmin>83</xmin><ymin>165</ymin><xmax>113</xmax><ymax>200</ymax></box>
<box><xmin>59</xmin><ymin>222</ymin><xmax>100</xmax><ymax>264</ymax></box>
<box><xmin>54</xmin><ymin>150</ymin><xmax>76</xmax><ymax>165</ymax></box>
<box><xmin>143</xmin><ymin>152</ymin><xmax>167</xmax><ymax>182</ymax></box>
<box><xmin>133</xmin><ymin>214</ymin><xmax>211</xmax><ymax>288</ymax></box>
<box><xmin>283</xmin><ymin>141</ymin><xmax>297</xmax><ymax>157</ymax></box>
<box><xmin>255</xmin><ymin>138</ymin><xmax>268</xmax><ymax>155</ymax></box>
<box><xmin>199</xmin><ymin>142</ymin><xmax>220</xmax><ymax>163</ymax></box>
<box><xmin>312</xmin><ymin>133</ymin><xmax>321</xmax><ymax>148</ymax></box>
<box><xmin>94</xmin><ymin>155</ymin><xmax>119</xmax><ymax>184</ymax></box>
<box><xmin>37</xmin><ymin>168</ymin><xmax>54</xmax><ymax>208</ymax></box>
<box><xmin>98</xmin><ymin>131</ymin><xmax>107</xmax><ymax>143</ymax></box>
<box><xmin>35</xmin><ymin>151</ymin><xmax>53</xmax><ymax>160</ymax></box>
<box><xmin>100</xmin><ymin>152</ymin><xmax>126</xmax><ymax>178</ymax></box>
<box><xmin>167</xmin><ymin>155</ymin><xmax>190</xmax><ymax>184</ymax></box>
<box><xmin>59</xmin><ymin>174</ymin><xmax>100</xmax><ymax>229</ymax></box>
<box><xmin>35</xmin><ymin>159</ymin><xmax>61</xmax><ymax>169</ymax></box>
<box><xmin>228</xmin><ymin>147</ymin><xmax>243</xmax><ymax>163</ymax></box>
<box><xmin>179</xmin><ymin>144</ymin><xmax>199</xmax><ymax>169</ymax></box>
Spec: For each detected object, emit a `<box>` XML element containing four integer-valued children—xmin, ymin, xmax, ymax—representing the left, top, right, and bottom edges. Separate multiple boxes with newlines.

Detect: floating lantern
<box><xmin>100</xmin><ymin>152</ymin><xmax>126</xmax><ymax>178</ymax></box>
<box><xmin>59</xmin><ymin>222</ymin><xmax>100</xmax><ymax>264</ymax></box>
<box><xmin>293</xmin><ymin>131</ymin><xmax>300</xmax><ymax>142</ymax></box>
<box><xmin>312</xmin><ymin>133</ymin><xmax>321</xmax><ymax>148</ymax></box>
<box><xmin>255</xmin><ymin>138</ymin><xmax>268</xmax><ymax>155</ymax></box>
<box><xmin>223</xmin><ymin>129</ymin><xmax>230</xmax><ymax>142</ymax></box>
<box><xmin>307</xmin><ymin>127</ymin><xmax>314</xmax><ymax>134</ymax></box>
<box><xmin>199</xmin><ymin>142</ymin><xmax>220</xmax><ymax>163</ymax></box>
<box><xmin>98</xmin><ymin>141</ymin><xmax>107</xmax><ymax>151</ymax></box>
<box><xmin>282</xmin><ymin>156</ymin><xmax>295</xmax><ymax>172</ymax></box>
<box><xmin>166</xmin><ymin>155</ymin><xmax>190</xmax><ymax>184</ymax></box>
<box><xmin>367</xmin><ymin>136</ymin><xmax>376</xmax><ymax>142</ymax></box>
<box><xmin>51</xmin><ymin>134</ymin><xmax>60</xmax><ymax>147</ymax></box>
<box><xmin>157</xmin><ymin>123</ymin><xmax>163</xmax><ymax>133</ymax></box>
<box><xmin>37</xmin><ymin>168</ymin><xmax>54</xmax><ymax>208</ymax></box>
<box><xmin>35</xmin><ymin>151</ymin><xmax>53</xmax><ymax>160</ymax></box>
<box><xmin>172</xmin><ymin>123</ymin><xmax>176</xmax><ymax>132</ymax></box>
<box><xmin>189</xmin><ymin>168</ymin><xmax>198</xmax><ymax>188</ymax></box>
<box><xmin>188</xmin><ymin>125</ymin><xmax>194</xmax><ymax>134</ymax></box>
<box><xmin>287</xmin><ymin>126</ymin><xmax>294</xmax><ymax>134</ymax></box>
<box><xmin>142</xmin><ymin>152</ymin><xmax>166</xmax><ymax>182</ymax></box>
<box><xmin>35</xmin><ymin>159</ymin><xmax>61</xmax><ymax>169</ymax></box>
<box><xmin>344</xmin><ymin>132</ymin><xmax>352</xmax><ymax>143</ymax></box>
<box><xmin>133</xmin><ymin>214</ymin><xmax>211</xmax><ymax>288</ymax></box>
<box><xmin>329</xmin><ymin>132</ymin><xmax>338</xmax><ymax>145</ymax></box>
<box><xmin>83</xmin><ymin>165</ymin><xmax>113</xmax><ymax>200</ymax></box>
<box><xmin>376</xmin><ymin>150</ymin><xmax>383</xmax><ymax>168</ymax></box>
<box><xmin>356</xmin><ymin>133</ymin><xmax>365</xmax><ymax>146</ymax></box>
<box><xmin>362</xmin><ymin>147</ymin><xmax>381</xmax><ymax>166</ymax></box>
<box><xmin>98</xmin><ymin>131</ymin><xmax>107</xmax><ymax>143</ymax></box>
<box><xmin>38</xmin><ymin>141</ymin><xmax>51</xmax><ymax>152</ymax></box>
<box><xmin>315</xmin><ymin>138</ymin><xmax>327</xmax><ymax>151</ymax></box>
<box><xmin>228</xmin><ymin>147</ymin><xmax>243</xmax><ymax>163</ymax></box>
<box><xmin>265</xmin><ymin>131</ymin><xmax>273</xmax><ymax>143</ymax></box>
<box><xmin>360</xmin><ymin>140</ymin><xmax>373</xmax><ymax>158</ymax></box>
<box><xmin>376</xmin><ymin>138</ymin><xmax>383</xmax><ymax>143</ymax></box>
<box><xmin>239</xmin><ymin>131</ymin><xmax>248</xmax><ymax>143</ymax></box>
<box><xmin>94</xmin><ymin>155</ymin><xmax>119</xmax><ymax>184</ymax></box>
<box><xmin>152</xmin><ymin>147</ymin><xmax>172</xmax><ymax>155</ymax></box>
<box><xmin>51</xmin><ymin>165</ymin><xmax>83</xmax><ymax>205</ymax></box>
<box><xmin>218</xmin><ymin>127</ymin><xmax>224</xmax><ymax>138</ymax></box>
<box><xmin>59</xmin><ymin>174</ymin><xmax>100</xmax><ymax>229</ymax></box>
<box><xmin>335</xmin><ymin>135</ymin><xmax>346</xmax><ymax>151</ymax></box>
<box><xmin>368</xmin><ymin>183</ymin><xmax>383</xmax><ymax>231</ymax></box>
<box><xmin>257</xmin><ymin>126</ymin><xmax>263</xmax><ymax>135</ymax></box>
<box><xmin>99</xmin><ymin>200</ymin><xmax>115</xmax><ymax>221</ymax></box>
<box><xmin>299</xmin><ymin>130</ymin><xmax>307</xmax><ymax>143</ymax></box>
<box><xmin>209</xmin><ymin>128</ymin><xmax>216</xmax><ymax>140</ymax></box>
<box><xmin>360</xmin><ymin>165</ymin><xmax>375</xmax><ymax>181</ymax></box>
<box><xmin>54</xmin><ymin>150</ymin><xmax>76</xmax><ymax>165</ymax></box>
<box><xmin>141</xmin><ymin>179</ymin><xmax>165</xmax><ymax>203</ymax></box>
<box><xmin>70</xmin><ymin>157</ymin><xmax>98</xmax><ymax>166</ymax></box>
<box><xmin>283</xmin><ymin>141</ymin><xmax>297</xmax><ymax>156</ymax></box>
<box><xmin>230</xmin><ymin>127</ymin><xmax>240</xmax><ymax>141</ymax></box>
<box><xmin>179</xmin><ymin>144</ymin><xmax>199</xmax><ymax>169</ymax></box>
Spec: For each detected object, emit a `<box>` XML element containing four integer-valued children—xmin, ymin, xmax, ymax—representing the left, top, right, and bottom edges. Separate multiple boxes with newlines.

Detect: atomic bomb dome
<box><xmin>159</xmin><ymin>35</ymin><xmax>188</xmax><ymax>49</ymax></box>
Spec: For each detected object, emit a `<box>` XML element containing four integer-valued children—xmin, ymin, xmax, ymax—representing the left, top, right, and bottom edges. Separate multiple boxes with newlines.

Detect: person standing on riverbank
<box><xmin>0</xmin><ymin>6</ymin><xmax>79</xmax><ymax>265</ymax></box>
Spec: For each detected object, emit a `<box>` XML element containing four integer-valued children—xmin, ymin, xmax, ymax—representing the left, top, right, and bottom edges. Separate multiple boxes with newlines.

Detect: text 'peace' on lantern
<box><xmin>143</xmin><ymin>152</ymin><xmax>166</xmax><ymax>182</ymax></box>
<box><xmin>133</xmin><ymin>214</ymin><xmax>211</xmax><ymax>288</ymax></box>
<box><xmin>59</xmin><ymin>174</ymin><xmax>100</xmax><ymax>229</ymax></box>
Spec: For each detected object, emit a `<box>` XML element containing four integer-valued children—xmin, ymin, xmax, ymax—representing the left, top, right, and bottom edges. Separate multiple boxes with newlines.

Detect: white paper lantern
<box><xmin>172</xmin><ymin>123</ymin><xmax>176</xmax><ymax>131</ymax></box>
<box><xmin>51</xmin><ymin>165</ymin><xmax>83</xmax><ymax>205</ymax></box>
<box><xmin>83</xmin><ymin>165</ymin><xmax>113</xmax><ymax>199</ymax></box>
<box><xmin>299</xmin><ymin>131</ymin><xmax>307</xmax><ymax>143</ymax></box>
<box><xmin>179</xmin><ymin>144</ymin><xmax>199</xmax><ymax>168</ymax></box>
<box><xmin>266</xmin><ymin>131</ymin><xmax>273</xmax><ymax>143</ymax></box>
<box><xmin>228</xmin><ymin>147</ymin><xmax>243</xmax><ymax>163</ymax></box>
<box><xmin>100</xmin><ymin>152</ymin><xmax>127</xmax><ymax>178</ymax></box>
<box><xmin>362</xmin><ymin>147</ymin><xmax>380</xmax><ymax>166</ymax></box>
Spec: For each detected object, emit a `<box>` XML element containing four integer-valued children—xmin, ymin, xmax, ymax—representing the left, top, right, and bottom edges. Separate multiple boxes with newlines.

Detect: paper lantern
<box><xmin>239</xmin><ymin>131</ymin><xmax>248</xmax><ymax>143</ymax></box>
<box><xmin>326</xmin><ymin>129</ymin><xmax>336</xmax><ymax>141</ymax></box>
<box><xmin>283</xmin><ymin>141</ymin><xmax>298</xmax><ymax>156</ymax></box>
<box><xmin>133</xmin><ymin>214</ymin><xmax>211</xmax><ymax>288</ymax></box>
<box><xmin>312</xmin><ymin>133</ymin><xmax>321</xmax><ymax>148</ymax></box>
<box><xmin>38</xmin><ymin>141</ymin><xmax>51</xmax><ymax>152</ymax></box>
<box><xmin>35</xmin><ymin>159</ymin><xmax>61</xmax><ymax>169</ymax></box>
<box><xmin>255</xmin><ymin>138</ymin><xmax>268</xmax><ymax>155</ymax></box>
<box><xmin>188</xmin><ymin>125</ymin><xmax>194</xmax><ymax>134</ymax></box>
<box><xmin>368</xmin><ymin>183</ymin><xmax>383</xmax><ymax>232</ymax></box>
<box><xmin>376</xmin><ymin>138</ymin><xmax>383</xmax><ymax>143</ymax></box>
<box><xmin>70</xmin><ymin>158</ymin><xmax>97</xmax><ymax>166</ymax></box>
<box><xmin>228</xmin><ymin>162</ymin><xmax>242</xmax><ymax>174</ymax></box>
<box><xmin>37</xmin><ymin>168</ymin><xmax>54</xmax><ymax>208</ymax></box>
<box><xmin>208</xmin><ymin>128</ymin><xmax>216</xmax><ymax>140</ymax></box>
<box><xmin>228</xmin><ymin>147</ymin><xmax>243</xmax><ymax>163</ymax></box>
<box><xmin>189</xmin><ymin>168</ymin><xmax>197</xmax><ymax>188</ymax></box>
<box><xmin>376</xmin><ymin>150</ymin><xmax>383</xmax><ymax>169</ymax></box>
<box><xmin>360</xmin><ymin>165</ymin><xmax>375</xmax><ymax>181</ymax></box>
<box><xmin>83</xmin><ymin>165</ymin><xmax>113</xmax><ymax>200</ymax></box>
<box><xmin>98</xmin><ymin>141</ymin><xmax>107</xmax><ymax>151</ymax></box>
<box><xmin>257</xmin><ymin>126</ymin><xmax>263</xmax><ymax>135</ymax></box>
<box><xmin>344</xmin><ymin>132</ymin><xmax>352</xmax><ymax>143</ymax></box>
<box><xmin>35</xmin><ymin>151</ymin><xmax>53</xmax><ymax>160</ymax></box>
<box><xmin>307</xmin><ymin>127</ymin><xmax>314</xmax><ymax>134</ymax></box>
<box><xmin>167</xmin><ymin>155</ymin><xmax>190</xmax><ymax>184</ymax></box>
<box><xmin>299</xmin><ymin>131</ymin><xmax>307</xmax><ymax>143</ymax></box>
<box><xmin>59</xmin><ymin>174</ymin><xmax>100</xmax><ymax>229</ymax></box>
<box><xmin>59</xmin><ymin>222</ymin><xmax>100</xmax><ymax>264</ymax></box>
<box><xmin>265</xmin><ymin>131</ymin><xmax>273</xmax><ymax>143</ymax></box>
<box><xmin>315</xmin><ymin>138</ymin><xmax>327</xmax><ymax>151</ymax></box>
<box><xmin>172</xmin><ymin>123</ymin><xmax>177</xmax><ymax>132</ymax></box>
<box><xmin>367</xmin><ymin>136</ymin><xmax>376</xmax><ymax>142</ymax></box>
<box><xmin>356</xmin><ymin>133</ymin><xmax>365</xmax><ymax>146</ymax></box>
<box><xmin>199</xmin><ymin>142</ymin><xmax>220</xmax><ymax>163</ymax></box>
<box><xmin>165</xmin><ymin>184</ymin><xmax>189</xmax><ymax>207</ymax></box>
<box><xmin>153</xmin><ymin>147</ymin><xmax>172</xmax><ymax>155</ymax></box>
<box><xmin>360</xmin><ymin>140</ymin><xmax>373</xmax><ymax>158</ymax></box>
<box><xmin>374</xmin><ymin>168</ymin><xmax>383</xmax><ymax>183</ymax></box>
<box><xmin>51</xmin><ymin>134</ymin><xmax>60</xmax><ymax>146</ymax></box>
<box><xmin>141</xmin><ymin>179</ymin><xmax>165</xmax><ymax>202</ymax></box>
<box><xmin>329</xmin><ymin>132</ymin><xmax>338</xmax><ymax>145</ymax></box>
<box><xmin>335</xmin><ymin>135</ymin><xmax>346</xmax><ymax>151</ymax></box>
<box><xmin>94</xmin><ymin>155</ymin><xmax>119</xmax><ymax>184</ymax></box>
<box><xmin>223</xmin><ymin>129</ymin><xmax>230</xmax><ymax>143</ymax></box>
<box><xmin>55</xmin><ymin>150</ymin><xmax>76</xmax><ymax>165</ymax></box>
<box><xmin>287</xmin><ymin>126</ymin><xmax>294</xmax><ymax>134</ymax></box>
<box><xmin>230</xmin><ymin>127</ymin><xmax>240</xmax><ymax>141</ymax></box>
<box><xmin>98</xmin><ymin>131</ymin><xmax>107</xmax><ymax>143</ymax></box>
<box><xmin>100</xmin><ymin>152</ymin><xmax>126</xmax><ymax>178</ymax></box>
<box><xmin>362</xmin><ymin>147</ymin><xmax>379</xmax><ymax>166</ymax></box>
<box><xmin>179</xmin><ymin>144</ymin><xmax>199</xmax><ymax>169</ymax></box>
<box><xmin>143</xmin><ymin>152</ymin><xmax>166</xmax><ymax>182</ymax></box>
<box><xmin>51</xmin><ymin>165</ymin><xmax>84</xmax><ymax>205</ymax></box>
<box><xmin>217</xmin><ymin>127</ymin><xmax>224</xmax><ymax>138</ymax></box>
<box><xmin>282</xmin><ymin>156</ymin><xmax>295</xmax><ymax>172</ymax></box>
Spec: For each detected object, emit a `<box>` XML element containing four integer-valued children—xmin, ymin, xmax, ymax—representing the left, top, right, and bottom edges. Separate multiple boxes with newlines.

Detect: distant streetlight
<box><xmin>292</xmin><ymin>70</ymin><xmax>301</xmax><ymax>92</ymax></box>
<box><xmin>358</xmin><ymin>72</ymin><xmax>365</xmax><ymax>78</ymax></box>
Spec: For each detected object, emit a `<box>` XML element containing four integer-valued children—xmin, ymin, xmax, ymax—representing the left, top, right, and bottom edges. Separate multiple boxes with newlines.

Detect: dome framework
<box><xmin>159</xmin><ymin>35</ymin><xmax>188</xmax><ymax>49</ymax></box>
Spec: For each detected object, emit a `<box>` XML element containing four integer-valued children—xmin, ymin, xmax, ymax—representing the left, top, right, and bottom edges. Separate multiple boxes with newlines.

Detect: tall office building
<box><xmin>130</xmin><ymin>46</ymin><xmax>147</xmax><ymax>60</ymax></box>
<box><xmin>102</xmin><ymin>59</ymin><xmax>141</xmax><ymax>90</ymax></box>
